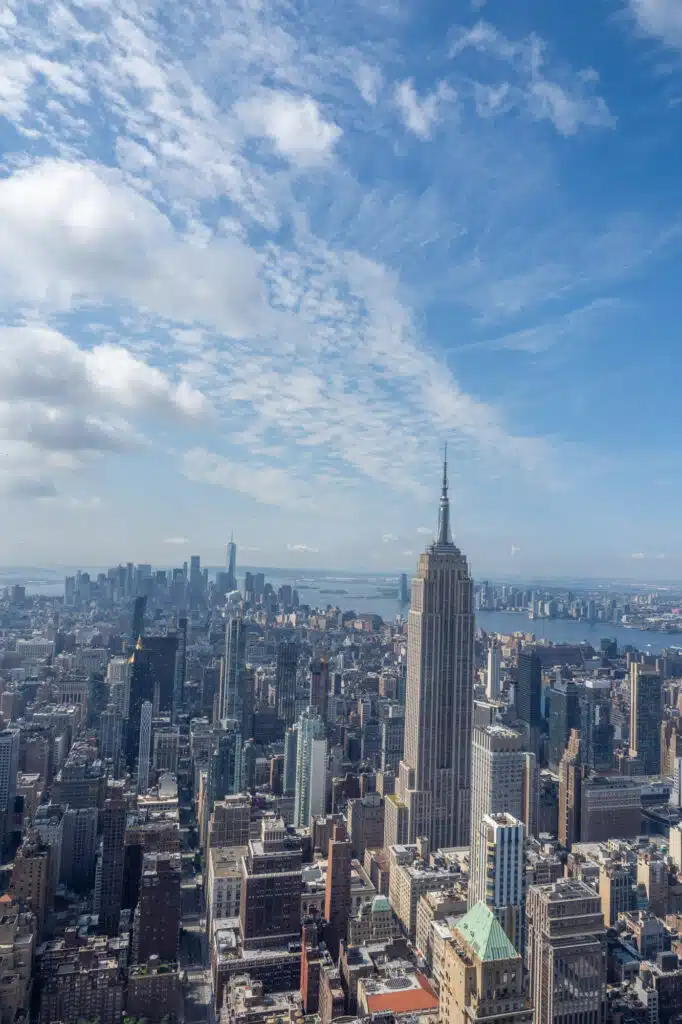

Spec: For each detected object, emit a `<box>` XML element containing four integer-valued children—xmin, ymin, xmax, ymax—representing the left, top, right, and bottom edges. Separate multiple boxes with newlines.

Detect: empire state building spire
<box><xmin>436</xmin><ymin>444</ymin><xmax>452</xmax><ymax>546</ymax></box>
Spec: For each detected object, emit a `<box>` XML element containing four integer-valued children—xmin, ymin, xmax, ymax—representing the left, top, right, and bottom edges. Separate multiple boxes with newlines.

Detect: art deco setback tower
<box><xmin>395</xmin><ymin>453</ymin><xmax>475</xmax><ymax>850</ymax></box>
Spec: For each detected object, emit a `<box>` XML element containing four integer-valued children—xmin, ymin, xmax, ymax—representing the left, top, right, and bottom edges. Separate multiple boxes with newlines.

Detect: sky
<box><xmin>1</xmin><ymin>0</ymin><xmax>682</xmax><ymax>579</ymax></box>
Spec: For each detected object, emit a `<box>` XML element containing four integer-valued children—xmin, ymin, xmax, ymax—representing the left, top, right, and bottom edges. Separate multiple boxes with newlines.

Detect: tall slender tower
<box><xmin>226</xmin><ymin>534</ymin><xmax>237</xmax><ymax>592</ymax></box>
<box><xmin>394</xmin><ymin>451</ymin><xmax>475</xmax><ymax>850</ymax></box>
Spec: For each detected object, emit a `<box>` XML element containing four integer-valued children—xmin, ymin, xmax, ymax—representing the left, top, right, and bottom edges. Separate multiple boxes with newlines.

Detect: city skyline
<box><xmin>1</xmin><ymin>1</ymin><xmax>682</xmax><ymax>575</ymax></box>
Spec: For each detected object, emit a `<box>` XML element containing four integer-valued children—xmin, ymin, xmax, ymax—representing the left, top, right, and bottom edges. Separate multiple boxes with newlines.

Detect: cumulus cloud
<box><xmin>235</xmin><ymin>91</ymin><xmax>342</xmax><ymax>166</ymax></box>
<box><xmin>394</xmin><ymin>79</ymin><xmax>455</xmax><ymax>138</ymax></box>
<box><xmin>631</xmin><ymin>552</ymin><xmax>646</xmax><ymax>559</ymax></box>
<box><xmin>286</xmin><ymin>543</ymin><xmax>320</xmax><ymax>553</ymax></box>
<box><xmin>510</xmin><ymin>544</ymin><xmax>521</xmax><ymax>557</ymax></box>
<box><xmin>416</xmin><ymin>526</ymin><xmax>433</xmax><ymax>535</ymax></box>
<box><xmin>0</xmin><ymin>160</ymin><xmax>268</xmax><ymax>338</ymax></box>
<box><xmin>0</xmin><ymin>325</ymin><xmax>209</xmax><ymax>497</ymax></box>
<box><xmin>164</xmin><ymin>536</ymin><xmax>189</xmax><ymax>545</ymax></box>
<box><xmin>382</xmin><ymin>533</ymin><xmax>399</xmax><ymax>543</ymax></box>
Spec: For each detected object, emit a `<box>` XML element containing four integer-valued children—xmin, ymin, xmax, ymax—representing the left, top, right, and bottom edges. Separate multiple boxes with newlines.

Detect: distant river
<box><xmin>475</xmin><ymin>609</ymin><xmax>678</xmax><ymax>655</ymax></box>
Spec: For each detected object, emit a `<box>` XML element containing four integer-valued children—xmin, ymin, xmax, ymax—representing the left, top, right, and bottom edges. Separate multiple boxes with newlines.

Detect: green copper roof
<box><xmin>456</xmin><ymin>903</ymin><xmax>518</xmax><ymax>962</ymax></box>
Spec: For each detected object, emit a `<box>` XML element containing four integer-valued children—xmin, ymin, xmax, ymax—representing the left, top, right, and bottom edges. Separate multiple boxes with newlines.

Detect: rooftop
<box><xmin>455</xmin><ymin>903</ymin><xmax>519</xmax><ymax>962</ymax></box>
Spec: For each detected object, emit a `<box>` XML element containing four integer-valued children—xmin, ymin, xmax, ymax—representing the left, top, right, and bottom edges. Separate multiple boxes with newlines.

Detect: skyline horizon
<box><xmin>4</xmin><ymin>559</ymin><xmax>682</xmax><ymax>592</ymax></box>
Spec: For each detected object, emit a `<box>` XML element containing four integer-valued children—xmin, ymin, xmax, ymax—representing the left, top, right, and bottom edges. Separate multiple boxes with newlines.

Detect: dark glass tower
<box><xmin>125</xmin><ymin>640</ymin><xmax>155</xmax><ymax>772</ymax></box>
<box><xmin>548</xmin><ymin>678</ymin><xmax>581</xmax><ymax>770</ymax></box>
<box><xmin>276</xmin><ymin>640</ymin><xmax>299</xmax><ymax>728</ymax></box>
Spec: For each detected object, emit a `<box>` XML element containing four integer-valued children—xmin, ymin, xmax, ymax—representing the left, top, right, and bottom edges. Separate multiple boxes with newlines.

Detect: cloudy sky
<box><xmin>1</xmin><ymin>0</ymin><xmax>681</xmax><ymax>578</ymax></box>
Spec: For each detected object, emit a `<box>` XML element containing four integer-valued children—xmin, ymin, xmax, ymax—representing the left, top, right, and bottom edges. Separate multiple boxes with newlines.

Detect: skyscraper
<box><xmin>98</xmin><ymin>781</ymin><xmax>127</xmax><ymax>937</ymax></box>
<box><xmin>226</xmin><ymin>534</ymin><xmax>237</xmax><ymax>592</ymax></box>
<box><xmin>137</xmin><ymin>702</ymin><xmax>152</xmax><ymax>794</ymax></box>
<box><xmin>580</xmin><ymin>679</ymin><xmax>613</xmax><ymax>772</ymax></box>
<box><xmin>486</xmin><ymin>645</ymin><xmax>501</xmax><ymax>700</ymax></box>
<box><xmin>629</xmin><ymin>662</ymin><xmax>663</xmax><ymax>775</ymax></box>
<box><xmin>396</xmin><ymin>453</ymin><xmax>474</xmax><ymax>850</ymax></box>
<box><xmin>132</xmin><ymin>852</ymin><xmax>182</xmax><ymax>964</ymax></box>
<box><xmin>526</xmin><ymin>879</ymin><xmax>606</xmax><ymax>1024</ymax></box>
<box><xmin>276</xmin><ymin>641</ymin><xmax>299</xmax><ymax>728</ymax></box>
<box><xmin>294</xmin><ymin>710</ymin><xmax>327</xmax><ymax>828</ymax></box>
<box><xmin>0</xmin><ymin>728</ymin><xmax>20</xmax><ymax>847</ymax></box>
<box><xmin>516</xmin><ymin>650</ymin><xmax>542</xmax><ymax>750</ymax></box>
<box><xmin>439</xmin><ymin>902</ymin><xmax>532</xmax><ymax>1024</ymax></box>
<box><xmin>548</xmin><ymin>677</ymin><xmax>580</xmax><ymax>770</ymax></box>
<box><xmin>131</xmin><ymin>595</ymin><xmax>146</xmax><ymax>642</ymax></box>
<box><xmin>469</xmin><ymin>725</ymin><xmax>528</xmax><ymax>909</ymax></box>
<box><xmin>125</xmin><ymin>639</ymin><xmax>155</xmax><ymax>772</ymax></box>
<box><xmin>208</xmin><ymin>720</ymin><xmax>243</xmax><ymax>809</ymax></box>
<box><xmin>221</xmin><ymin>613</ymin><xmax>252</xmax><ymax>738</ymax></box>
<box><xmin>324</xmin><ymin>822</ymin><xmax>352</xmax><ymax>961</ymax></box>
<box><xmin>310</xmin><ymin>659</ymin><xmax>329</xmax><ymax>723</ymax></box>
<box><xmin>471</xmin><ymin>812</ymin><xmax>525</xmax><ymax>951</ymax></box>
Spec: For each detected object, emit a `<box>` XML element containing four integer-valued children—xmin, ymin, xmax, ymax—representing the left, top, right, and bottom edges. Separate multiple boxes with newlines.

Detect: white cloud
<box><xmin>183</xmin><ymin>448</ymin><xmax>316</xmax><ymax>510</ymax></box>
<box><xmin>0</xmin><ymin>160</ymin><xmax>268</xmax><ymax>339</ymax></box>
<box><xmin>355</xmin><ymin>65</ymin><xmax>383</xmax><ymax>106</ymax></box>
<box><xmin>510</xmin><ymin>544</ymin><xmax>521</xmax><ymax>557</ymax></box>
<box><xmin>417</xmin><ymin>526</ymin><xmax>433</xmax><ymax>535</ymax></box>
<box><xmin>450</xmin><ymin>21</ymin><xmax>615</xmax><ymax>136</ymax></box>
<box><xmin>629</xmin><ymin>0</ymin><xmax>682</xmax><ymax>49</ymax></box>
<box><xmin>631</xmin><ymin>552</ymin><xmax>646</xmax><ymax>559</ymax></box>
<box><xmin>394</xmin><ymin>79</ymin><xmax>455</xmax><ymax>138</ymax></box>
<box><xmin>382</xmin><ymin>533</ymin><xmax>399</xmax><ymax>544</ymax></box>
<box><xmin>0</xmin><ymin>325</ymin><xmax>209</xmax><ymax>497</ymax></box>
<box><xmin>164</xmin><ymin>536</ymin><xmax>189</xmax><ymax>545</ymax></box>
<box><xmin>403</xmin><ymin>549</ymin><xmax>414</xmax><ymax>556</ymax></box>
<box><xmin>286</xmin><ymin>543</ymin><xmax>319</xmax><ymax>553</ymax></box>
<box><xmin>236</xmin><ymin>90</ymin><xmax>342</xmax><ymax>166</ymax></box>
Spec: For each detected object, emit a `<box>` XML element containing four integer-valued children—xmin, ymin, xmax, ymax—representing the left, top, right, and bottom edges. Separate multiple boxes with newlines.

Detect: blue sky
<box><xmin>1</xmin><ymin>0</ymin><xmax>681</xmax><ymax>578</ymax></box>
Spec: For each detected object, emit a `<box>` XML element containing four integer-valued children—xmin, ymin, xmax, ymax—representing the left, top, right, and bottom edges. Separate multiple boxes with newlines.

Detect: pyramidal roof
<box><xmin>455</xmin><ymin>903</ymin><xmax>518</xmax><ymax>962</ymax></box>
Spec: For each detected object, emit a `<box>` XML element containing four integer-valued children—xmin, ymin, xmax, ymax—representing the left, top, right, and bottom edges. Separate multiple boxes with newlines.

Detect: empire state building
<box><xmin>392</xmin><ymin>454</ymin><xmax>474</xmax><ymax>850</ymax></box>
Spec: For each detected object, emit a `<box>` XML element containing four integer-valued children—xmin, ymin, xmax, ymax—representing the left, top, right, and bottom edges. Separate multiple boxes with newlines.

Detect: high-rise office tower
<box><xmin>310</xmin><ymin>659</ymin><xmax>329</xmax><ymax>723</ymax></box>
<box><xmin>61</xmin><ymin>807</ymin><xmax>98</xmax><ymax>893</ymax></box>
<box><xmin>580</xmin><ymin>679</ymin><xmax>614</xmax><ymax>772</ymax></box>
<box><xmin>558</xmin><ymin>729</ymin><xmax>582</xmax><ymax>848</ymax></box>
<box><xmin>294</xmin><ymin>710</ymin><xmax>327</xmax><ymax>828</ymax></box>
<box><xmin>99</xmin><ymin>705</ymin><xmax>123</xmax><ymax>777</ymax></box>
<box><xmin>172</xmin><ymin>616</ymin><xmax>187</xmax><ymax>724</ymax></box>
<box><xmin>548</xmin><ymin>677</ymin><xmax>580</xmax><ymax>770</ymax></box>
<box><xmin>153</xmin><ymin>728</ymin><xmax>180</xmax><ymax>775</ymax></box>
<box><xmin>276</xmin><ymin>641</ymin><xmax>299</xmax><ymax>728</ymax></box>
<box><xmin>439</xmin><ymin>902</ymin><xmax>532</xmax><ymax>1024</ymax></box>
<box><xmin>396</xmin><ymin>454</ymin><xmax>474</xmax><ymax>849</ymax></box>
<box><xmin>629</xmin><ymin>663</ymin><xmax>663</xmax><ymax>775</ymax></box>
<box><xmin>284</xmin><ymin>726</ymin><xmax>298</xmax><ymax>796</ymax></box>
<box><xmin>240</xmin><ymin>817</ymin><xmax>302</xmax><ymax>948</ymax></box>
<box><xmin>0</xmin><ymin>728</ymin><xmax>20</xmax><ymax>847</ymax></box>
<box><xmin>324</xmin><ymin>822</ymin><xmax>352</xmax><ymax>961</ymax></box>
<box><xmin>132</xmin><ymin>852</ymin><xmax>182</xmax><ymax>964</ymax></box>
<box><xmin>221</xmin><ymin>613</ymin><xmax>252</xmax><ymax>738</ymax></box>
<box><xmin>471</xmin><ymin>812</ymin><xmax>525</xmax><ymax>951</ymax></box>
<box><xmin>526</xmin><ymin>879</ymin><xmax>606</xmax><ymax>1024</ymax></box>
<box><xmin>208</xmin><ymin>720</ymin><xmax>242</xmax><ymax>809</ymax></box>
<box><xmin>131</xmin><ymin>595</ymin><xmax>146</xmax><ymax>642</ymax></box>
<box><xmin>125</xmin><ymin>638</ymin><xmax>155</xmax><ymax>772</ymax></box>
<box><xmin>226</xmin><ymin>535</ymin><xmax>237</xmax><ymax>592</ymax></box>
<box><xmin>516</xmin><ymin>650</ymin><xmax>542</xmax><ymax>751</ymax></box>
<box><xmin>486</xmin><ymin>645</ymin><xmax>501</xmax><ymax>700</ymax></box>
<box><xmin>137</xmin><ymin>702</ymin><xmax>152</xmax><ymax>794</ymax></box>
<box><xmin>469</xmin><ymin>725</ymin><xmax>528</xmax><ymax>909</ymax></box>
<box><xmin>144</xmin><ymin>634</ymin><xmax>179</xmax><ymax>715</ymax></box>
<box><xmin>381</xmin><ymin>707</ymin><xmax>405</xmax><ymax>774</ymax></box>
<box><xmin>98</xmin><ymin>781</ymin><xmax>127</xmax><ymax>937</ymax></box>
